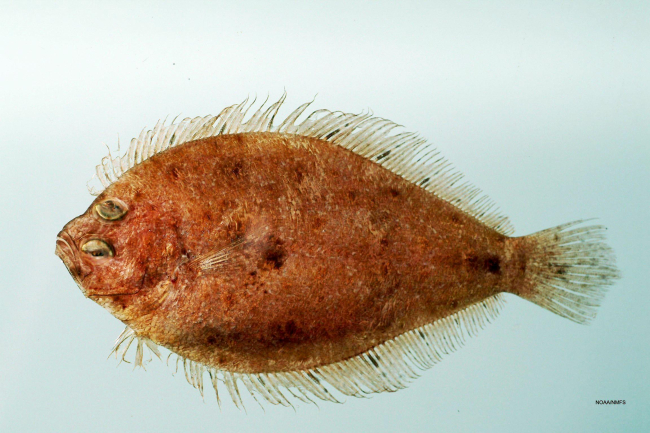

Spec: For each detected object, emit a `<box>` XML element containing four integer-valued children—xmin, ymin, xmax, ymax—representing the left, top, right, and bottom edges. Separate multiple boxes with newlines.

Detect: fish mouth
<box><xmin>55</xmin><ymin>230</ymin><xmax>84</xmax><ymax>285</ymax></box>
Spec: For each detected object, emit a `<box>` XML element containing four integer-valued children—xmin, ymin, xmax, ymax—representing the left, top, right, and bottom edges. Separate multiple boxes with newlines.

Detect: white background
<box><xmin>1</xmin><ymin>1</ymin><xmax>648</xmax><ymax>432</ymax></box>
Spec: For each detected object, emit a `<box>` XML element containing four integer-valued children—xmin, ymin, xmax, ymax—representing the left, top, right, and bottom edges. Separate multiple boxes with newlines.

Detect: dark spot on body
<box><xmin>202</xmin><ymin>327</ymin><xmax>231</xmax><ymax>348</ymax></box>
<box><xmin>285</xmin><ymin>320</ymin><xmax>297</xmax><ymax>336</ymax></box>
<box><xmin>231</xmin><ymin>161</ymin><xmax>243</xmax><ymax>177</ymax></box>
<box><xmin>262</xmin><ymin>235</ymin><xmax>286</xmax><ymax>269</ymax></box>
<box><xmin>450</xmin><ymin>214</ymin><xmax>460</xmax><ymax>223</ymax></box>
<box><xmin>265</xmin><ymin>250</ymin><xmax>285</xmax><ymax>269</ymax></box>
<box><xmin>295</xmin><ymin>167</ymin><xmax>304</xmax><ymax>183</ymax></box>
<box><xmin>348</xmin><ymin>190</ymin><xmax>358</xmax><ymax>200</ymax></box>
<box><xmin>389</xmin><ymin>188</ymin><xmax>400</xmax><ymax>197</ymax></box>
<box><xmin>465</xmin><ymin>254</ymin><xmax>501</xmax><ymax>275</ymax></box>
<box><xmin>269</xmin><ymin>319</ymin><xmax>304</xmax><ymax>346</ymax></box>
<box><xmin>485</xmin><ymin>256</ymin><xmax>501</xmax><ymax>274</ymax></box>
<box><xmin>170</xmin><ymin>167</ymin><xmax>181</xmax><ymax>180</ymax></box>
<box><xmin>221</xmin><ymin>157</ymin><xmax>245</xmax><ymax>179</ymax></box>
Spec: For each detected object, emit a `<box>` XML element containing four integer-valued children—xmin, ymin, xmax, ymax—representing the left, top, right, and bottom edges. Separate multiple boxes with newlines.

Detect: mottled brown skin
<box><xmin>56</xmin><ymin>133</ymin><xmax>533</xmax><ymax>374</ymax></box>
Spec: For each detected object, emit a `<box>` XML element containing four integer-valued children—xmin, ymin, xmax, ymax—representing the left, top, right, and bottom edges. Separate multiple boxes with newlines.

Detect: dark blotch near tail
<box><xmin>466</xmin><ymin>254</ymin><xmax>501</xmax><ymax>275</ymax></box>
<box><xmin>485</xmin><ymin>256</ymin><xmax>501</xmax><ymax>274</ymax></box>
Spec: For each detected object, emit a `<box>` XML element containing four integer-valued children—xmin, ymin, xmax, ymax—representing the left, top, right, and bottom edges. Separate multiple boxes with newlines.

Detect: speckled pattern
<box><xmin>57</xmin><ymin>132</ymin><xmax>517</xmax><ymax>374</ymax></box>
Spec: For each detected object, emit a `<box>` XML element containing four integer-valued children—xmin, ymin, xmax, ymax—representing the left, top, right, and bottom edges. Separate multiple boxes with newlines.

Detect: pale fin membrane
<box><xmin>189</xmin><ymin>237</ymin><xmax>247</xmax><ymax>272</ymax></box>
<box><xmin>517</xmin><ymin>220</ymin><xmax>620</xmax><ymax>324</ymax></box>
<box><xmin>111</xmin><ymin>294</ymin><xmax>506</xmax><ymax>408</ymax></box>
<box><xmin>93</xmin><ymin>94</ymin><xmax>514</xmax><ymax>235</ymax></box>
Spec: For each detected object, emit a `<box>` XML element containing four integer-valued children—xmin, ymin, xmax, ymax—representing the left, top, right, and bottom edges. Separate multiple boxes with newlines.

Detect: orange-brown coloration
<box><xmin>60</xmin><ymin>133</ymin><xmax>515</xmax><ymax>373</ymax></box>
<box><xmin>56</xmin><ymin>101</ymin><xmax>619</xmax><ymax>404</ymax></box>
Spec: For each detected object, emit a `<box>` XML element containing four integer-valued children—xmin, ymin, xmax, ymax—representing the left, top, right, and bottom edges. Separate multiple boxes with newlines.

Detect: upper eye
<box><xmin>81</xmin><ymin>239</ymin><xmax>115</xmax><ymax>258</ymax></box>
<box><xmin>95</xmin><ymin>198</ymin><xmax>128</xmax><ymax>221</ymax></box>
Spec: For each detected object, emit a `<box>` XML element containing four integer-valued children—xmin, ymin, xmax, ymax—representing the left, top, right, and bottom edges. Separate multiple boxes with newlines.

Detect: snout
<box><xmin>56</xmin><ymin>230</ymin><xmax>82</xmax><ymax>282</ymax></box>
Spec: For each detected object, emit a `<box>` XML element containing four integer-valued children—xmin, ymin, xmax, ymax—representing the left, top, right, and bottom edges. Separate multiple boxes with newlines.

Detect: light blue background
<box><xmin>1</xmin><ymin>1</ymin><xmax>647</xmax><ymax>432</ymax></box>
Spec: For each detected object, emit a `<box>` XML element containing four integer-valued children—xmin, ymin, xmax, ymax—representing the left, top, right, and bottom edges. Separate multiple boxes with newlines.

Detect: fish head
<box><xmin>56</xmin><ymin>190</ymin><xmax>170</xmax><ymax>305</ymax></box>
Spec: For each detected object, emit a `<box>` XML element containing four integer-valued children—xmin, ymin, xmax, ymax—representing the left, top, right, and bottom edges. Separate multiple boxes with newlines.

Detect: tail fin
<box><xmin>517</xmin><ymin>220</ymin><xmax>620</xmax><ymax>324</ymax></box>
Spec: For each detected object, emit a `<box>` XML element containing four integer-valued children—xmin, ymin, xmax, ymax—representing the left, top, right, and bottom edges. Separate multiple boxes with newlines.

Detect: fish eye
<box><xmin>81</xmin><ymin>239</ymin><xmax>115</xmax><ymax>259</ymax></box>
<box><xmin>95</xmin><ymin>198</ymin><xmax>128</xmax><ymax>221</ymax></box>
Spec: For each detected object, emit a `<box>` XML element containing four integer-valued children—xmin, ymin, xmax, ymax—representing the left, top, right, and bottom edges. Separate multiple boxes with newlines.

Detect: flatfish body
<box><xmin>56</xmin><ymin>97</ymin><xmax>619</xmax><ymax>406</ymax></box>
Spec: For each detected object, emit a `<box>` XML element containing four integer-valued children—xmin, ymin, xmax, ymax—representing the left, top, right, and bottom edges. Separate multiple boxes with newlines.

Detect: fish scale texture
<box><xmin>56</xmin><ymin>96</ymin><xmax>619</xmax><ymax>408</ymax></box>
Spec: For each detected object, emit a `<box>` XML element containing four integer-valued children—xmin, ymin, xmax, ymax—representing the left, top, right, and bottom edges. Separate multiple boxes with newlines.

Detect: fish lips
<box><xmin>55</xmin><ymin>230</ymin><xmax>85</xmax><ymax>284</ymax></box>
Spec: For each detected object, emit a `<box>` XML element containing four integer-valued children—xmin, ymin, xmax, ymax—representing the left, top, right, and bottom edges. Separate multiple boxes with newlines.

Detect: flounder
<box><xmin>56</xmin><ymin>96</ymin><xmax>619</xmax><ymax>407</ymax></box>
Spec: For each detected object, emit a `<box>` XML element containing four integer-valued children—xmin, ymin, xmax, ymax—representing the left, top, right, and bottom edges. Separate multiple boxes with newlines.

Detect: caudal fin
<box><xmin>517</xmin><ymin>220</ymin><xmax>620</xmax><ymax>324</ymax></box>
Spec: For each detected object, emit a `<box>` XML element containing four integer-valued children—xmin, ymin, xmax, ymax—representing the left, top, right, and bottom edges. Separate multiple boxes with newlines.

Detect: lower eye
<box><xmin>81</xmin><ymin>239</ymin><xmax>115</xmax><ymax>258</ymax></box>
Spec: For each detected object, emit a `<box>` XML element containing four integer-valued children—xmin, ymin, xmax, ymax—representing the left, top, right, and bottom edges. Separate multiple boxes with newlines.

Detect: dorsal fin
<box><xmin>93</xmin><ymin>94</ymin><xmax>514</xmax><ymax>235</ymax></box>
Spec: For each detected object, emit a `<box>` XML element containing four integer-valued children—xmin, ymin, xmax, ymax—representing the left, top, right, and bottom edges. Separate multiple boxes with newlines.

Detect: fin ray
<box><xmin>513</xmin><ymin>220</ymin><xmax>619</xmax><ymax>324</ymax></box>
<box><xmin>112</xmin><ymin>294</ymin><xmax>505</xmax><ymax>408</ymax></box>
<box><xmin>93</xmin><ymin>96</ymin><xmax>514</xmax><ymax>235</ymax></box>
